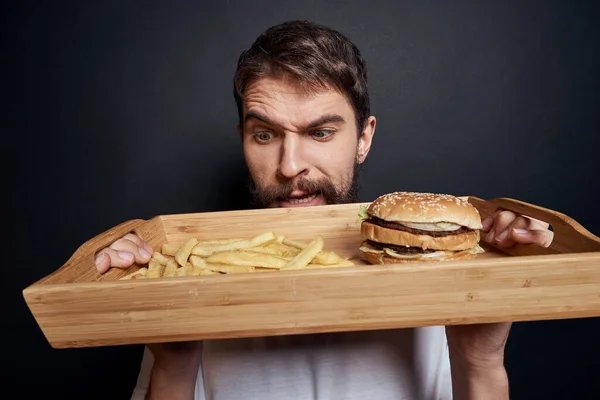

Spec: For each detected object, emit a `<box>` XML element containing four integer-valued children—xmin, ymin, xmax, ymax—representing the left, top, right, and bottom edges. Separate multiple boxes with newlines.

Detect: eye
<box><xmin>311</xmin><ymin>130</ymin><xmax>334</xmax><ymax>140</ymax></box>
<box><xmin>253</xmin><ymin>131</ymin><xmax>274</xmax><ymax>143</ymax></box>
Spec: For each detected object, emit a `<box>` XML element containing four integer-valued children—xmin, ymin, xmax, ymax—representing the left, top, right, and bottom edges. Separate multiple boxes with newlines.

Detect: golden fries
<box><xmin>120</xmin><ymin>231</ymin><xmax>354</xmax><ymax>280</ymax></box>
<box><xmin>146</xmin><ymin>258</ymin><xmax>165</xmax><ymax>279</ymax></box>
<box><xmin>206</xmin><ymin>251</ymin><xmax>288</xmax><ymax>269</ymax></box>
<box><xmin>312</xmin><ymin>251</ymin><xmax>342</xmax><ymax>265</ymax></box>
<box><xmin>283</xmin><ymin>237</ymin><xmax>324</xmax><ymax>270</ymax></box>
<box><xmin>191</xmin><ymin>231</ymin><xmax>277</xmax><ymax>256</ymax></box>
<box><xmin>175</xmin><ymin>237</ymin><xmax>199</xmax><ymax>267</ymax></box>
<box><xmin>163</xmin><ymin>258</ymin><xmax>179</xmax><ymax>277</ymax></box>
<box><xmin>161</xmin><ymin>243</ymin><xmax>180</xmax><ymax>256</ymax></box>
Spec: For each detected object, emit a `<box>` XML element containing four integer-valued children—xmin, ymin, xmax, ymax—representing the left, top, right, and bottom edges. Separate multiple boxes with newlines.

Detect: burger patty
<box><xmin>366</xmin><ymin>217</ymin><xmax>472</xmax><ymax>237</ymax></box>
<box><xmin>366</xmin><ymin>240</ymin><xmax>436</xmax><ymax>254</ymax></box>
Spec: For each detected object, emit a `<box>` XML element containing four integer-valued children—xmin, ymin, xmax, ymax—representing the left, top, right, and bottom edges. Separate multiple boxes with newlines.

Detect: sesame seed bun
<box><xmin>366</xmin><ymin>192</ymin><xmax>483</xmax><ymax>229</ymax></box>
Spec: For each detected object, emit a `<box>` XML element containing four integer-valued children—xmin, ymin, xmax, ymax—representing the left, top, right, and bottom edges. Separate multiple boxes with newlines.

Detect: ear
<box><xmin>356</xmin><ymin>116</ymin><xmax>376</xmax><ymax>164</ymax></box>
<box><xmin>237</xmin><ymin>125</ymin><xmax>243</xmax><ymax>141</ymax></box>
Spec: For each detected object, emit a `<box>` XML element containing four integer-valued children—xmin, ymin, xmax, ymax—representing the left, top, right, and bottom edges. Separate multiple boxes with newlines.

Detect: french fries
<box><xmin>282</xmin><ymin>237</ymin><xmax>324</xmax><ymax>270</ymax></box>
<box><xmin>163</xmin><ymin>258</ymin><xmax>179</xmax><ymax>277</ymax></box>
<box><xmin>175</xmin><ymin>237</ymin><xmax>198</xmax><ymax>267</ymax></box>
<box><xmin>145</xmin><ymin>258</ymin><xmax>165</xmax><ymax>279</ymax></box>
<box><xmin>119</xmin><ymin>231</ymin><xmax>354</xmax><ymax>280</ymax></box>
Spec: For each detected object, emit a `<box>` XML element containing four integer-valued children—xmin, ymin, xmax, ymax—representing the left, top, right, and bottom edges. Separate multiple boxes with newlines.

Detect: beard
<box><xmin>248</xmin><ymin>162</ymin><xmax>361</xmax><ymax>209</ymax></box>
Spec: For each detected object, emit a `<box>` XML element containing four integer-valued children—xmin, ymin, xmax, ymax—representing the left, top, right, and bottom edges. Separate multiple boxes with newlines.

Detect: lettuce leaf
<box><xmin>357</xmin><ymin>205</ymin><xmax>370</xmax><ymax>221</ymax></box>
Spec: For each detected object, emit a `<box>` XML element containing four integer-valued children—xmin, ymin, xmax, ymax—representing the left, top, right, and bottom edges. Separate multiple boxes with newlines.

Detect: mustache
<box><xmin>252</xmin><ymin>178</ymin><xmax>330</xmax><ymax>207</ymax></box>
<box><xmin>249</xmin><ymin>164</ymin><xmax>361</xmax><ymax>208</ymax></box>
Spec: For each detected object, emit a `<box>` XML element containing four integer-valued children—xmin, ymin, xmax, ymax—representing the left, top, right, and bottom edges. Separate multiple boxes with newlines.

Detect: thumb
<box><xmin>510</xmin><ymin>228</ymin><xmax>554</xmax><ymax>248</ymax></box>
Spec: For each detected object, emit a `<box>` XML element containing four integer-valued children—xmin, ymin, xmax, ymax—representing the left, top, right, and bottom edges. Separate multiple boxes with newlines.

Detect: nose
<box><xmin>277</xmin><ymin>134</ymin><xmax>309</xmax><ymax>180</ymax></box>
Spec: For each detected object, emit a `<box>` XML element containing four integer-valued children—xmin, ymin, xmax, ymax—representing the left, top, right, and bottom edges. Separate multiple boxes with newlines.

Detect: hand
<box><xmin>94</xmin><ymin>233</ymin><xmax>153</xmax><ymax>273</ymax></box>
<box><xmin>444</xmin><ymin>209</ymin><xmax>554</xmax><ymax>398</ymax></box>
<box><xmin>480</xmin><ymin>209</ymin><xmax>554</xmax><ymax>248</ymax></box>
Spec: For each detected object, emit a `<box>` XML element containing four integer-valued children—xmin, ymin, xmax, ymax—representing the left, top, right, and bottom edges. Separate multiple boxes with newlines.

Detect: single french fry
<box><xmin>206</xmin><ymin>250</ymin><xmax>287</xmax><ymax>269</ymax></box>
<box><xmin>282</xmin><ymin>238</ymin><xmax>308</xmax><ymax>250</ymax></box>
<box><xmin>189</xmin><ymin>255</ymin><xmax>206</xmax><ymax>268</ymax></box>
<box><xmin>151</xmin><ymin>252</ymin><xmax>171</xmax><ymax>265</ymax></box>
<box><xmin>306</xmin><ymin>259</ymin><xmax>355</xmax><ymax>269</ymax></box>
<box><xmin>163</xmin><ymin>258</ymin><xmax>179</xmax><ymax>277</ymax></box>
<box><xmin>190</xmin><ymin>263</ymin><xmax>206</xmax><ymax>276</ymax></box>
<box><xmin>245</xmin><ymin>242</ymin><xmax>300</xmax><ymax>258</ymax></box>
<box><xmin>191</xmin><ymin>231</ymin><xmax>277</xmax><ymax>257</ymax></box>
<box><xmin>312</xmin><ymin>251</ymin><xmax>342</xmax><ymax>265</ymax></box>
<box><xmin>185</xmin><ymin>262</ymin><xmax>194</xmax><ymax>275</ymax></box>
<box><xmin>194</xmin><ymin>238</ymin><xmax>246</xmax><ymax>246</ymax></box>
<box><xmin>161</xmin><ymin>243</ymin><xmax>181</xmax><ymax>256</ymax></box>
<box><xmin>174</xmin><ymin>237</ymin><xmax>198</xmax><ymax>267</ymax></box>
<box><xmin>146</xmin><ymin>259</ymin><xmax>164</xmax><ymax>278</ymax></box>
<box><xmin>204</xmin><ymin>263</ymin><xmax>255</xmax><ymax>274</ymax></box>
<box><xmin>282</xmin><ymin>236</ymin><xmax>324</xmax><ymax>270</ymax></box>
<box><xmin>254</xmin><ymin>267</ymin><xmax>277</xmax><ymax>273</ymax></box>
<box><xmin>120</xmin><ymin>267</ymin><xmax>148</xmax><ymax>280</ymax></box>
<box><xmin>200</xmin><ymin>268</ymin><xmax>220</xmax><ymax>275</ymax></box>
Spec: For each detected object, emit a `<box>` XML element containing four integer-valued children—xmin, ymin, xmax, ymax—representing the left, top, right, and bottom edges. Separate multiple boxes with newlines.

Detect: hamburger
<box><xmin>358</xmin><ymin>192</ymin><xmax>485</xmax><ymax>264</ymax></box>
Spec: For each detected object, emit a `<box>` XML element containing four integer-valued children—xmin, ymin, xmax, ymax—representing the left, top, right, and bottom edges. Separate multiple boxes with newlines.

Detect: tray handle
<box><xmin>468</xmin><ymin>196</ymin><xmax>600</xmax><ymax>255</ymax></box>
<box><xmin>34</xmin><ymin>217</ymin><xmax>165</xmax><ymax>285</ymax></box>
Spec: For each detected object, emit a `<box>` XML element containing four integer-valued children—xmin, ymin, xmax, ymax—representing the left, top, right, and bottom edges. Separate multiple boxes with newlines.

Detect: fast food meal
<box><xmin>120</xmin><ymin>232</ymin><xmax>354</xmax><ymax>280</ymax></box>
<box><xmin>358</xmin><ymin>192</ymin><xmax>485</xmax><ymax>264</ymax></box>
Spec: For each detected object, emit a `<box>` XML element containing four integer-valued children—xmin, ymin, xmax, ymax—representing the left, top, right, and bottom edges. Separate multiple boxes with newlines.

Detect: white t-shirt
<box><xmin>131</xmin><ymin>326</ymin><xmax>452</xmax><ymax>400</ymax></box>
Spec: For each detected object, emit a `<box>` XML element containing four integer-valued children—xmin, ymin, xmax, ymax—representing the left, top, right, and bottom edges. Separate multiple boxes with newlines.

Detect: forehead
<box><xmin>243</xmin><ymin>76</ymin><xmax>355</xmax><ymax>124</ymax></box>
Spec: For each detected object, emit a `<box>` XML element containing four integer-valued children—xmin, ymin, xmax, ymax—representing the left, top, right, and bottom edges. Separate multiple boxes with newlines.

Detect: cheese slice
<box><xmin>397</xmin><ymin>221</ymin><xmax>463</xmax><ymax>231</ymax></box>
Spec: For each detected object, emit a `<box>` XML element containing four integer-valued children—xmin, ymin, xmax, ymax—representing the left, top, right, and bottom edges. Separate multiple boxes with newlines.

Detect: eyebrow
<box><xmin>244</xmin><ymin>110</ymin><xmax>346</xmax><ymax>131</ymax></box>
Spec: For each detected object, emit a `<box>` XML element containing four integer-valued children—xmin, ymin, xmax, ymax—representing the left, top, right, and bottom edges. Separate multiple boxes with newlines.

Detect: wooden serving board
<box><xmin>23</xmin><ymin>196</ymin><xmax>600</xmax><ymax>349</ymax></box>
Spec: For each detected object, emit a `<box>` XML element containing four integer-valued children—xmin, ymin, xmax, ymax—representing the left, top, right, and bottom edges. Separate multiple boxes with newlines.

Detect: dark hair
<box><xmin>233</xmin><ymin>20</ymin><xmax>370</xmax><ymax>133</ymax></box>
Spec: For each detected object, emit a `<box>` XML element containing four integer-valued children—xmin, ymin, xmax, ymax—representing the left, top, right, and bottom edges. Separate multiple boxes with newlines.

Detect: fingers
<box><xmin>492</xmin><ymin>214</ymin><xmax>535</xmax><ymax>247</ymax></box>
<box><xmin>95</xmin><ymin>247</ymin><xmax>136</xmax><ymax>272</ymax></box>
<box><xmin>481</xmin><ymin>211</ymin><xmax>498</xmax><ymax>233</ymax></box>
<box><xmin>95</xmin><ymin>233</ymin><xmax>152</xmax><ymax>273</ymax></box>
<box><xmin>483</xmin><ymin>210</ymin><xmax>554</xmax><ymax>248</ymax></box>
<box><xmin>523</xmin><ymin>217</ymin><xmax>550</xmax><ymax>230</ymax></box>
<box><xmin>94</xmin><ymin>252</ymin><xmax>111</xmax><ymax>274</ymax></box>
<box><xmin>510</xmin><ymin>228</ymin><xmax>554</xmax><ymax>248</ymax></box>
<box><xmin>110</xmin><ymin>234</ymin><xmax>153</xmax><ymax>259</ymax></box>
<box><xmin>119</xmin><ymin>233</ymin><xmax>153</xmax><ymax>254</ymax></box>
<box><xmin>483</xmin><ymin>210</ymin><xmax>519</xmax><ymax>244</ymax></box>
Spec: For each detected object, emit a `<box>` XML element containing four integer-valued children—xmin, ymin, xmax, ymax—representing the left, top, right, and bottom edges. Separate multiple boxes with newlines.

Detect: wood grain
<box><xmin>22</xmin><ymin>197</ymin><xmax>600</xmax><ymax>348</ymax></box>
<box><xmin>24</xmin><ymin>252</ymin><xmax>600</xmax><ymax>348</ymax></box>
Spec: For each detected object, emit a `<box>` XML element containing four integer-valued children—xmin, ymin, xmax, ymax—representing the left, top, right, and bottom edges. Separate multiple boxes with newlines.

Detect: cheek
<box><xmin>318</xmin><ymin>144</ymin><xmax>356</xmax><ymax>171</ymax></box>
<box><xmin>243</xmin><ymin>142</ymin><xmax>278</xmax><ymax>185</ymax></box>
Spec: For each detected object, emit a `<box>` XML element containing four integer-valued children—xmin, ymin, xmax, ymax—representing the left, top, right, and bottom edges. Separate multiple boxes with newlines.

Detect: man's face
<box><xmin>239</xmin><ymin>76</ymin><xmax>375</xmax><ymax>208</ymax></box>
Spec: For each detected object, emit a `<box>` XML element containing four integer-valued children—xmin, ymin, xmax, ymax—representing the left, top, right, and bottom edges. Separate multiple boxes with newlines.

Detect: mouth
<box><xmin>278</xmin><ymin>192</ymin><xmax>324</xmax><ymax>207</ymax></box>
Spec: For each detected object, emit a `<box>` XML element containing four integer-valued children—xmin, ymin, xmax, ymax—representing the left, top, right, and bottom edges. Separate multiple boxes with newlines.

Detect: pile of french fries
<box><xmin>120</xmin><ymin>231</ymin><xmax>354</xmax><ymax>280</ymax></box>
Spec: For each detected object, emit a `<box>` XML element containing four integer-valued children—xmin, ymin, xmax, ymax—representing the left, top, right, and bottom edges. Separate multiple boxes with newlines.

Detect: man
<box><xmin>95</xmin><ymin>20</ymin><xmax>553</xmax><ymax>400</ymax></box>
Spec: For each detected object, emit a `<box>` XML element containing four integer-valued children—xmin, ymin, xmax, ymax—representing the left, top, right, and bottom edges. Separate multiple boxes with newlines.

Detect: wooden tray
<box><xmin>23</xmin><ymin>196</ymin><xmax>600</xmax><ymax>349</ymax></box>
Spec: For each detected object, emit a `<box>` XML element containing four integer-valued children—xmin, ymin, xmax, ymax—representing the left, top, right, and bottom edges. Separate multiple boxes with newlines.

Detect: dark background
<box><xmin>6</xmin><ymin>0</ymin><xmax>600</xmax><ymax>399</ymax></box>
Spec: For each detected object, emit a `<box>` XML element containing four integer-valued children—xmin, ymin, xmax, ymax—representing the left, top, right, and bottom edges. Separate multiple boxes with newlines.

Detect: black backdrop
<box><xmin>6</xmin><ymin>0</ymin><xmax>600</xmax><ymax>399</ymax></box>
